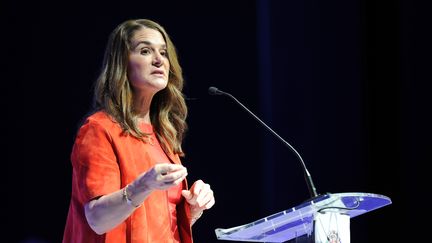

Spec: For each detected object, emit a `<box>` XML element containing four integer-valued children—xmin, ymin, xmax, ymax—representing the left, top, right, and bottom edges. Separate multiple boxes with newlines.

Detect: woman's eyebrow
<box><xmin>134</xmin><ymin>40</ymin><xmax>167</xmax><ymax>49</ymax></box>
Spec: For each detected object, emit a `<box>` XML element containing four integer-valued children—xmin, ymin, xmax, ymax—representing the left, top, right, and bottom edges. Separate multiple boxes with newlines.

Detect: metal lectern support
<box><xmin>215</xmin><ymin>192</ymin><xmax>391</xmax><ymax>243</ymax></box>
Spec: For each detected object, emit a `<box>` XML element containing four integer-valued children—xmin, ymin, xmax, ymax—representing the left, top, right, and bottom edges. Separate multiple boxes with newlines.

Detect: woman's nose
<box><xmin>152</xmin><ymin>53</ymin><xmax>163</xmax><ymax>67</ymax></box>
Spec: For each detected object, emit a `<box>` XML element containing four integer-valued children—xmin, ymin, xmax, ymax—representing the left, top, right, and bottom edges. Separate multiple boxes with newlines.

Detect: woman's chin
<box><xmin>153</xmin><ymin>78</ymin><xmax>168</xmax><ymax>90</ymax></box>
<box><xmin>132</xmin><ymin>78</ymin><xmax>168</xmax><ymax>92</ymax></box>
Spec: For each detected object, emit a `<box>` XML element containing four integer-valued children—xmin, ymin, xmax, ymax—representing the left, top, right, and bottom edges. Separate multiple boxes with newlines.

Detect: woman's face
<box><xmin>127</xmin><ymin>27</ymin><xmax>170</xmax><ymax>93</ymax></box>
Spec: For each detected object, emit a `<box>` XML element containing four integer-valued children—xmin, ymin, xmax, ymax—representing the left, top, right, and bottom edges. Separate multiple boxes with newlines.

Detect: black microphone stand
<box><xmin>209</xmin><ymin>86</ymin><xmax>319</xmax><ymax>199</ymax></box>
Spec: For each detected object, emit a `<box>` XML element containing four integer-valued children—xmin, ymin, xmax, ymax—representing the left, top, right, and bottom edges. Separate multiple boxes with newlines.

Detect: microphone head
<box><xmin>208</xmin><ymin>86</ymin><xmax>222</xmax><ymax>95</ymax></box>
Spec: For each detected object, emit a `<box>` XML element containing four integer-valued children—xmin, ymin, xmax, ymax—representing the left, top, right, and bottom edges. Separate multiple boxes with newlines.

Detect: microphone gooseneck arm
<box><xmin>208</xmin><ymin>86</ymin><xmax>319</xmax><ymax>198</ymax></box>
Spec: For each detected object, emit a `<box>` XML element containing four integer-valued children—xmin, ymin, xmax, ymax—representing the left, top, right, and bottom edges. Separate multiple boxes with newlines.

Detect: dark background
<box><xmin>6</xmin><ymin>0</ymin><xmax>431</xmax><ymax>242</ymax></box>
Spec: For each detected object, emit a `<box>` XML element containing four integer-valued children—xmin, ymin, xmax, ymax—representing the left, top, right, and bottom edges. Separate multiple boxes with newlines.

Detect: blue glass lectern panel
<box><xmin>215</xmin><ymin>192</ymin><xmax>391</xmax><ymax>242</ymax></box>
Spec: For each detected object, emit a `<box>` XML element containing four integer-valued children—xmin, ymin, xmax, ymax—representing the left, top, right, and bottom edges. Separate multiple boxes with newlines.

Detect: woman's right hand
<box><xmin>84</xmin><ymin>163</ymin><xmax>187</xmax><ymax>234</ymax></box>
<box><xmin>129</xmin><ymin>163</ymin><xmax>188</xmax><ymax>196</ymax></box>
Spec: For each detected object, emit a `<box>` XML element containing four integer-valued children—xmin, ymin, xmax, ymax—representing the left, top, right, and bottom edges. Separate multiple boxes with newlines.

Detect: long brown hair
<box><xmin>93</xmin><ymin>19</ymin><xmax>187</xmax><ymax>156</ymax></box>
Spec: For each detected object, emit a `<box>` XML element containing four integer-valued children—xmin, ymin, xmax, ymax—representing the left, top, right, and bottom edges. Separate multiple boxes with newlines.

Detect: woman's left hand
<box><xmin>181</xmin><ymin>179</ymin><xmax>215</xmax><ymax>224</ymax></box>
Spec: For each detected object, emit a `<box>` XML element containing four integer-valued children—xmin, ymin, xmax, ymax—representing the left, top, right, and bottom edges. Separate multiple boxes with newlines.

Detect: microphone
<box><xmin>208</xmin><ymin>86</ymin><xmax>319</xmax><ymax>198</ymax></box>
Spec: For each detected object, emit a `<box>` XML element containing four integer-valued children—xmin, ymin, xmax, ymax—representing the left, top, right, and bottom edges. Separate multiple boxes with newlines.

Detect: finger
<box><xmin>171</xmin><ymin>172</ymin><xmax>187</xmax><ymax>185</ymax></box>
<box><xmin>195</xmin><ymin>184</ymin><xmax>211</xmax><ymax>204</ymax></box>
<box><xmin>181</xmin><ymin>190</ymin><xmax>193</xmax><ymax>200</ymax></box>
<box><xmin>183</xmin><ymin>190</ymin><xmax>199</xmax><ymax>205</ymax></box>
<box><xmin>192</xmin><ymin>196</ymin><xmax>215</xmax><ymax>212</ymax></box>
<box><xmin>203</xmin><ymin>197</ymin><xmax>215</xmax><ymax>209</ymax></box>
<box><xmin>160</xmin><ymin>168</ymin><xmax>187</xmax><ymax>183</ymax></box>
<box><xmin>191</xmin><ymin>180</ymin><xmax>204</xmax><ymax>195</ymax></box>
<box><xmin>155</xmin><ymin>163</ymin><xmax>185</xmax><ymax>175</ymax></box>
<box><xmin>154</xmin><ymin>164</ymin><xmax>169</xmax><ymax>175</ymax></box>
<box><xmin>199</xmin><ymin>189</ymin><xmax>213</xmax><ymax>206</ymax></box>
<box><xmin>197</xmin><ymin>190</ymin><xmax>213</xmax><ymax>206</ymax></box>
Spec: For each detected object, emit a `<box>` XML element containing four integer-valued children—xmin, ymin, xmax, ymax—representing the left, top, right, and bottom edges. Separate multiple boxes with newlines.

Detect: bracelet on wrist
<box><xmin>123</xmin><ymin>184</ymin><xmax>141</xmax><ymax>208</ymax></box>
<box><xmin>191</xmin><ymin>210</ymin><xmax>203</xmax><ymax>224</ymax></box>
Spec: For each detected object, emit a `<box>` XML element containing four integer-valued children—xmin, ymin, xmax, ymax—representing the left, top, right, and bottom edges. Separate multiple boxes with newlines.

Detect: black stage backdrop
<box><xmin>5</xmin><ymin>0</ymin><xmax>431</xmax><ymax>242</ymax></box>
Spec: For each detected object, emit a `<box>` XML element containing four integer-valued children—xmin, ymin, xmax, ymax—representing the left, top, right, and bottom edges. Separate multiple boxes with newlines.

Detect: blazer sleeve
<box><xmin>71</xmin><ymin>119</ymin><xmax>121</xmax><ymax>204</ymax></box>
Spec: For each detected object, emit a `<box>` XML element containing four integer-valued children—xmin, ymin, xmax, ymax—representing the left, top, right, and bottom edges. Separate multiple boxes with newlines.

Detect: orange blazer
<box><xmin>63</xmin><ymin>111</ymin><xmax>193</xmax><ymax>243</ymax></box>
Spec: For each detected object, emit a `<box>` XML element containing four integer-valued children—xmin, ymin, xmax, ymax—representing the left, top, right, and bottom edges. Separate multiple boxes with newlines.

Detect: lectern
<box><xmin>209</xmin><ymin>88</ymin><xmax>392</xmax><ymax>242</ymax></box>
<box><xmin>215</xmin><ymin>192</ymin><xmax>391</xmax><ymax>243</ymax></box>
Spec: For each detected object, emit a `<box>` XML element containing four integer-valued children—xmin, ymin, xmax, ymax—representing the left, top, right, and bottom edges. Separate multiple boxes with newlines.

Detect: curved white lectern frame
<box><xmin>215</xmin><ymin>192</ymin><xmax>391</xmax><ymax>243</ymax></box>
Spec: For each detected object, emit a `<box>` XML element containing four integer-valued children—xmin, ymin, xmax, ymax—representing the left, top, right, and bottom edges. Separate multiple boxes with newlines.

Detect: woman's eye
<box><xmin>160</xmin><ymin>50</ymin><xmax>168</xmax><ymax>57</ymax></box>
<box><xmin>140</xmin><ymin>48</ymin><xmax>151</xmax><ymax>55</ymax></box>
